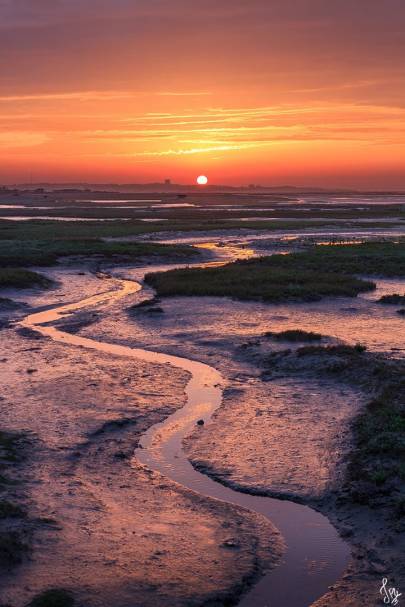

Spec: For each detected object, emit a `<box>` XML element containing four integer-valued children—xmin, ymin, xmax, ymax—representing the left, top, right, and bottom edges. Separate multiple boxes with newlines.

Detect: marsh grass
<box><xmin>378</xmin><ymin>294</ymin><xmax>405</xmax><ymax>305</ymax></box>
<box><xmin>130</xmin><ymin>297</ymin><xmax>161</xmax><ymax>310</ymax></box>
<box><xmin>0</xmin><ymin>218</ymin><xmax>402</xmax><ymax>242</ymax></box>
<box><xmin>348</xmin><ymin>375</ymin><xmax>405</xmax><ymax>508</ymax></box>
<box><xmin>0</xmin><ymin>269</ymin><xmax>51</xmax><ymax>289</ymax></box>
<box><xmin>0</xmin><ymin>429</ymin><xmax>33</xmax><ymax>570</ymax></box>
<box><xmin>0</xmin><ymin>499</ymin><xmax>26</xmax><ymax>518</ymax></box>
<box><xmin>0</xmin><ymin>239</ymin><xmax>198</xmax><ymax>268</ymax></box>
<box><xmin>254</xmin><ymin>241</ymin><xmax>405</xmax><ymax>277</ymax></box>
<box><xmin>27</xmin><ymin>589</ymin><xmax>75</xmax><ymax>607</ymax></box>
<box><xmin>0</xmin><ymin>530</ymin><xmax>29</xmax><ymax>567</ymax></box>
<box><xmin>297</xmin><ymin>343</ymin><xmax>367</xmax><ymax>356</ymax></box>
<box><xmin>265</xmin><ymin>329</ymin><xmax>323</xmax><ymax>341</ymax></box>
<box><xmin>146</xmin><ymin>266</ymin><xmax>375</xmax><ymax>303</ymax></box>
<box><xmin>0</xmin><ymin>430</ymin><xmax>26</xmax><ymax>464</ymax></box>
<box><xmin>146</xmin><ymin>242</ymin><xmax>405</xmax><ymax>303</ymax></box>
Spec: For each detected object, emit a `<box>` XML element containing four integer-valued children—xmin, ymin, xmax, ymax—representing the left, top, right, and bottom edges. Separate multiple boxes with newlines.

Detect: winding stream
<box><xmin>20</xmin><ymin>264</ymin><xmax>350</xmax><ymax>607</ymax></box>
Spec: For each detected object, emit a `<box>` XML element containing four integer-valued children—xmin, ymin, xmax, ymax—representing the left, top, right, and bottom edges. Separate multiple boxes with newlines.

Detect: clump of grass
<box><xmin>297</xmin><ymin>344</ymin><xmax>367</xmax><ymax>356</ymax></box>
<box><xmin>146</xmin><ymin>242</ymin><xmax>405</xmax><ymax>304</ymax></box>
<box><xmin>0</xmin><ymin>429</ymin><xmax>31</xmax><ymax>570</ymax></box>
<box><xmin>0</xmin><ymin>269</ymin><xmax>51</xmax><ymax>289</ymax></box>
<box><xmin>130</xmin><ymin>297</ymin><xmax>161</xmax><ymax>311</ymax></box>
<box><xmin>0</xmin><ymin>530</ymin><xmax>28</xmax><ymax>567</ymax></box>
<box><xmin>0</xmin><ymin>238</ymin><xmax>198</xmax><ymax>268</ymax></box>
<box><xmin>347</xmin><ymin>377</ymin><xmax>405</xmax><ymax>502</ymax></box>
<box><xmin>144</xmin><ymin>306</ymin><xmax>164</xmax><ymax>314</ymax></box>
<box><xmin>0</xmin><ymin>473</ymin><xmax>14</xmax><ymax>489</ymax></box>
<box><xmin>394</xmin><ymin>497</ymin><xmax>405</xmax><ymax>520</ymax></box>
<box><xmin>265</xmin><ymin>329</ymin><xmax>323</xmax><ymax>342</ymax></box>
<box><xmin>269</xmin><ymin>241</ymin><xmax>405</xmax><ymax>277</ymax></box>
<box><xmin>0</xmin><ymin>297</ymin><xmax>19</xmax><ymax>308</ymax></box>
<box><xmin>378</xmin><ymin>294</ymin><xmax>405</xmax><ymax>305</ymax></box>
<box><xmin>27</xmin><ymin>589</ymin><xmax>75</xmax><ymax>607</ymax></box>
<box><xmin>0</xmin><ymin>430</ymin><xmax>26</xmax><ymax>464</ymax></box>
<box><xmin>0</xmin><ymin>430</ymin><xmax>26</xmax><ymax>496</ymax></box>
<box><xmin>133</xmin><ymin>298</ymin><xmax>159</xmax><ymax>308</ymax></box>
<box><xmin>0</xmin><ymin>499</ymin><xmax>26</xmax><ymax>518</ymax></box>
<box><xmin>146</xmin><ymin>266</ymin><xmax>374</xmax><ymax>303</ymax></box>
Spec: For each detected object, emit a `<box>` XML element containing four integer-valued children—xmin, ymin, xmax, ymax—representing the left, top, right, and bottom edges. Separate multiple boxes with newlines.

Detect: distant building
<box><xmin>164</xmin><ymin>179</ymin><xmax>171</xmax><ymax>185</ymax></box>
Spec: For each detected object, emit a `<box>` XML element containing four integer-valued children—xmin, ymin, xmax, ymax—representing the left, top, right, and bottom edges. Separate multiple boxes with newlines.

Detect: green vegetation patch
<box><xmin>0</xmin><ymin>238</ymin><xmax>198</xmax><ymax>268</ymax></box>
<box><xmin>146</xmin><ymin>266</ymin><xmax>374</xmax><ymax>303</ymax></box>
<box><xmin>0</xmin><ymin>499</ymin><xmax>26</xmax><ymax>518</ymax></box>
<box><xmin>0</xmin><ymin>430</ymin><xmax>26</xmax><ymax>464</ymax></box>
<box><xmin>1</xmin><ymin>217</ymin><xmax>402</xmax><ymax>242</ymax></box>
<box><xmin>0</xmin><ymin>219</ymin><xmax>159</xmax><ymax>240</ymax></box>
<box><xmin>146</xmin><ymin>242</ymin><xmax>405</xmax><ymax>304</ymax></box>
<box><xmin>0</xmin><ymin>268</ymin><xmax>51</xmax><ymax>289</ymax></box>
<box><xmin>27</xmin><ymin>589</ymin><xmax>75</xmax><ymax>607</ymax></box>
<box><xmin>265</xmin><ymin>329</ymin><xmax>323</xmax><ymax>342</ymax></box>
<box><xmin>378</xmin><ymin>293</ymin><xmax>405</xmax><ymax>305</ymax></box>
<box><xmin>0</xmin><ymin>429</ymin><xmax>27</xmax><ymax>492</ymax></box>
<box><xmin>255</xmin><ymin>241</ymin><xmax>405</xmax><ymax>277</ymax></box>
<box><xmin>297</xmin><ymin>343</ymin><xmax>367</xmax><ymax>356</ymax></box>
<box><xmin>0</xmin><ymin>530</ymin><xmax>29</xmax><ymax>567</ymax></box>
<box><xmin>348</xmin><ymin>372</ymin><xmax>405</xmax><ymax>509</ymax></box>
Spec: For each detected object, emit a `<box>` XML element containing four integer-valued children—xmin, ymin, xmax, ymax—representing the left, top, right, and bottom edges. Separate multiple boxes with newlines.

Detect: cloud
<box><xmin>0</xmin><ymin>90</ymin><xmax>133</xmax><ymax>102</ymax></box>
<box><xmin>0</xmin><ymin>131</ymin><xmax>49</xmax><ymax>148</ymax></box>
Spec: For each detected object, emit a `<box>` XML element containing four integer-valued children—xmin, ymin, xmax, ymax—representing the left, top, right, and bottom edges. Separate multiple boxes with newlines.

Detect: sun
<box><xmin>196</xmin><ymin>175</ymin><xmax>208</xmax><ymax>185</ymax></box>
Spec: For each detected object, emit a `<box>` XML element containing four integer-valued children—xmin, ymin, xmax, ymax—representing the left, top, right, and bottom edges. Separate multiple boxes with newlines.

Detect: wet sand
<box><xmin>72</xmin><ymin>250</ymin><xmax>404</xmax><ymax>605</ymax></box>
<box><xmin>0</xmin><ymin>273</ymin><xmax>280</xmax><ymax>607</ymax></box>
<box><xmin>0</xmin><ymin>235</ymin><xmax>404</xmax><ymax>605</ymax></box>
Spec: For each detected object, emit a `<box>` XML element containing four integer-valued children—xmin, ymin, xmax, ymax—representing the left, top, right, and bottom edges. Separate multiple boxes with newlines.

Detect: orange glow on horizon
<box><xmin>1</xmin><ymin>2</ymin><xmax>405</xmax><ymax>189</ymax></box>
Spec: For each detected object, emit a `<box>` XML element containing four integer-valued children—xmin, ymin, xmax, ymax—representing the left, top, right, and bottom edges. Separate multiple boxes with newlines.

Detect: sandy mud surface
<box><xmin>0</xmin><ymin>276</ymin><xmax>281</xmax><ymax>607</ymax></box>
<box><xmin>75</xmin><ymin>259</ymin><xmax>404</xmax><ymax>606</ymax></box>
<box><xmin>1</xmin><ymin>235</ymin><xmax>404</xmax><ymax>606</ymax></box>
<box><xmin>184</xmin><ymin>377</ymin><xmax>364</xmax><ymax>501</ymax></box>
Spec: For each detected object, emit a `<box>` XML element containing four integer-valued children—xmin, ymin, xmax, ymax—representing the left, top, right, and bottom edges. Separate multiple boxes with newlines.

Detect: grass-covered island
<box><xmin>378</xmin><ymin>294</ymin><xmax>405</xmax><ymax>305</ymax></box>
<box><xmin>0</xmin><ymin>239</ymin><xmax>198</xmax><ymax>268</ymax></box>
<box><xmin>264</xmin><ymin>329</ymin><xmax>323</xmax><ymax>341</ymax></box>
<box><xmin>0</xmin><ymin>268</ymin><xmax>52</xmax><ymax>289</ymax></box>
<box><xmin>145</xmin><ymin>242</ymin><xmax>405</xmax><ymax>303</ymax></box>
<box><xmin>0</xmin><ymin>219</ymin><xmax>199</xmax><ymax>290</ymax></box>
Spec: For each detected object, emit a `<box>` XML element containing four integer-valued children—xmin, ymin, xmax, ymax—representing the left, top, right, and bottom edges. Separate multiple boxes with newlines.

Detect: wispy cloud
<box><xmin>120</xmin><ymin>143</ymin><xmax>262</xmax><ymax>157</ymax></box>
<box><xmin>0</xmin><ymin>89</ymin><xmax>212</xmax><ymax>103</ymax></box>
<box><xmin>0</xmin><ymin>131</ymin><xmax>49</xmax><ymax>148</ymax></box>
<box><xmin>155</xmin><ymin>91</ymin><xmax>213</xmax><ymax>97</ymax></box>
<box><xmin>2</xmin><ymin>102</ymin><xmax>405</xmax><ymax>161</ymax></box>
<box><xmin>0</xmin><ymin>90</ymin><xmax>133</xmax><ymax>102</ymax></box>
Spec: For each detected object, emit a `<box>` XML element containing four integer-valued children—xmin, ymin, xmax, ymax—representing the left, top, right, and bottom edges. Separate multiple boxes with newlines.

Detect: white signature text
<box><xmin>380</xmin><ymin>578</ymin><xmax>401</xmax><ymax>605</ymax></box>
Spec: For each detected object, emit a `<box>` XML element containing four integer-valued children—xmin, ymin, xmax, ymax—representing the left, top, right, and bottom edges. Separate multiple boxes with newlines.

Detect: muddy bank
<box><xmin>184</xmin><ymin>341</ymin><xmax>405</xmax><ymax>606</ymax></box>
<box><xmin>2</xmin><ymin>245</ymin><xmax>403</xmax><ymax>606</ymax></box>
<box><xmin>76</xmin><ymin>274</ymin><xmax>404</xmax><ymax>605</ymax></box>
<box><xmin>0</xmin><ymin>320</ymin><xmax>281</xmax><ymax>607</ymax></box>
<box><xmin>184</xmin><ymin>377</ymin><xmax>364</xmax><ymax>501</ymax></box>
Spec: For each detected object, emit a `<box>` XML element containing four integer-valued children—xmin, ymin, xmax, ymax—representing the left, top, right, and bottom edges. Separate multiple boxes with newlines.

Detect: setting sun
<box><xmin>1</xmin><ymin>3</ymin><xmax>404</xmax><ymax>605</ymax></box>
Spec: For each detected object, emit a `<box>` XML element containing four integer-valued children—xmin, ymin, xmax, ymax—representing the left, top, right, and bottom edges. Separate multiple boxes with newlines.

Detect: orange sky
<box><xmin>1</xmin><ymin>0</ymin><xmax>405</xmax><ymax>188</ymax></box>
